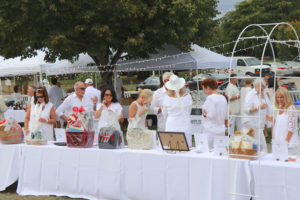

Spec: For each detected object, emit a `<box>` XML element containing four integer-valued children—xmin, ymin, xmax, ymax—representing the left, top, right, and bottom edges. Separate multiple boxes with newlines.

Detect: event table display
<box><xmin>17</xmin><ymin>144</ymin><xmax>251</xmax><ymax>200</ymax></box>
<box><xmin>0</xmin><ymin>144</ymin><xmax>21</xmax><ymax>191</ymax></box>
<box><xmin>251</xmin><ymin>154</ymin><xmax>300</xmax><ymax>200</ymax></box>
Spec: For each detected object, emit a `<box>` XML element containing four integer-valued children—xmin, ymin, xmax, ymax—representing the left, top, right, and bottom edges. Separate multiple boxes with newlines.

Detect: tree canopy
<box><xmin>215</xmin><ymin>0</ymin><xmax>300</xmax><ymax>59</ymax></box>
<box><xmin>0</xmin><ymin>0</ymin><xmax>218</xmax><ymax>80</ymax></box>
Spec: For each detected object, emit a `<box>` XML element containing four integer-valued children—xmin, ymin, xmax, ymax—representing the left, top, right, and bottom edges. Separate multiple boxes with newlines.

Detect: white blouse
<box><xmin>243</xmin><ymin>89</ymin><xmax>267</xmax><ymax>129</ymax></box>
<box><xmin>201</xmin><ymin>94</ymin><xmax>228</xmax><ymax>134</ymax></box>
<box><xmin>274</xmin><ymin>105</ymin><xmax>299</xmax><ymax>148</ymax></box>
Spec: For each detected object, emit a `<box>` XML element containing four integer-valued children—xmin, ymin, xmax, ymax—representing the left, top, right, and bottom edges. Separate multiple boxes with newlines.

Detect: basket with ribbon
<box><xmin>66</xmin><ymin>106</ymin><xmax>95</xmax><ymax>148</ymax></box>
<box><xmin>0</xmin><ymin>118</ymin><xmax>24</xmax><ymax>144</ymax></box>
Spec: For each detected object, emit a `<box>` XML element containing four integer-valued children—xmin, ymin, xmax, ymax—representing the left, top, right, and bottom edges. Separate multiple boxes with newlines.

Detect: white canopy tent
<box><xmin>115</xmin><ymin>44</ymin><xmax>236</xmax><ymax>72</ymax></box>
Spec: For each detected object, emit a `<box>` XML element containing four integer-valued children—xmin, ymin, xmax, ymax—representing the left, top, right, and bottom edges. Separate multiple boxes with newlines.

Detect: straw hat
<box><xmin>165</xmin><ymin>74</ymin><xmax>185</xmax><ymax>91</ymax></box>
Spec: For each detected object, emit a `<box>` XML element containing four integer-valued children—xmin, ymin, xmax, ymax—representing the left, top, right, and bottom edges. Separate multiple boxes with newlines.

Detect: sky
<box><xmin>217</xmin><ymin>0</ymin><xmax>244</xmax><ymax>18</ymax></box>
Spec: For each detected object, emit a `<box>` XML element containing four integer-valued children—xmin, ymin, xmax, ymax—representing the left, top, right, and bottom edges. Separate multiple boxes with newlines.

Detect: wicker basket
<box><xmin>229</xmin><ymin>141</ymin><xmax>257</xmax><ymax>160</ymax></box>
<box><xmin>25</xmin><ymin>139</ymin><xmax>48</xmax><ymax>145</ymax></box>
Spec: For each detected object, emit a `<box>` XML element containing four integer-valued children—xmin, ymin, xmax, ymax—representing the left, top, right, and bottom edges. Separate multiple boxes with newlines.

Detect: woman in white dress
<box><xmin>267</xmin><ymin>87</ymin><xmax>298</xmax><ymax>155</ymax></box>
<box><xmin>94</xmin><ymin>87</ymin><xmax>124</xmax><ymax>132</ymax></box>
<box><xmin>201</xmin><ymin>78</ymin><xmax>228</xmax><ymax>150</ymax></box>
<box><xmin>128</xmin><ymin>88</ymin><xmax>153</xmax><ymax>129</ymax></box>
<box><xmin>24</xmin><ymin>86</ymin><xmax>56</xmax><ymax>140</ymax></box>
<box><xmin>243</xmin><ymin>78</ymin><xmax>268</xmax><ymax>152</ymax></box>
<box><xmin>162</xmin><ymin>75</ymin><xmax>193</xmax><ymax>147</ymax></box>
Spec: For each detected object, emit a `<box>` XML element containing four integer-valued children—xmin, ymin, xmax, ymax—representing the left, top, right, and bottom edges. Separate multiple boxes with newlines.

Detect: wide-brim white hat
<box><xmin>165</xmin><ymin>74</ymin><xmax>185</xmax><ymax>91</ymax></box>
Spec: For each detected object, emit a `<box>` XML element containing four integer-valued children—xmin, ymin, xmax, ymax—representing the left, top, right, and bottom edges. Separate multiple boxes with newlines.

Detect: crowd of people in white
<box><xmin>2</xmin><ymin>72</ymin><xmax>297</xmax><ymax>154</ymax></box>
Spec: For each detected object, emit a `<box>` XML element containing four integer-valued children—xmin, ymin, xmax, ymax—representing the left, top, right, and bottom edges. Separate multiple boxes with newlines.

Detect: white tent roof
<box><xmin>0</xmin><ymin>51</ymin><xmax>47</xmax><ymax>76</ymax></box>
<box><xmin>42</xmin><ymin>53</ymin><xmax>96</xmax><ymax>76</ymax></box>
<box><xmin>115</xmin><ymin>44</ymin><xmax>236</xmax><ymax>72</ymax></box>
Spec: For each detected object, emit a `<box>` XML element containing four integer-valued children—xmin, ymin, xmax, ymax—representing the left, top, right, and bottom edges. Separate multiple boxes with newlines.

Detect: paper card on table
<box><xmin>194</xmin><ymin>133</ymin><xmax>209</xmax><ymax>153</ymax></box>
<box><xmin>272</xmin><ymin>139</ymin><xmax>288</xmax><ymax>161</ymax></box>
<box><xmin>55</xmin><ymin>128</ymin><xmax>66</xmax><ymax>142</ymax></box>
<box><xmin>213</xmin><ymin>136</ymin><xmax>228</xmax><ymax>156</ymax></box>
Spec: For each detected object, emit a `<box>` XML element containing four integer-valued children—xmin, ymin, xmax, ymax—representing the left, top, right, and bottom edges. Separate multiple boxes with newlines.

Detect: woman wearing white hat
<box><xmin>162</xmin><ymin>74</ymin><xmax>193</xmax><ymax>147</ymax></box>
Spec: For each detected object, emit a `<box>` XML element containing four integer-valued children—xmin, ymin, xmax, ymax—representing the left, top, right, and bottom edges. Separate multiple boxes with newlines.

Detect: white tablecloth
<box><xmin>0</xmin><ymin>144</ymin><xmax>21</xmax><ymax>191</ymax></box>
<box><xmin>4</xmin><ymin>110</ymin><xmax>26</xmax><ymax>123</ymax></box>
<box><xmin>17</xmin><ymin>145</ymin><xmax>252</xmax><ymax>200</ymax></box>
<box><xmin>251</xmin><ymin>154</ymin><xmax>300</xmax><ymax>200</ymax></box>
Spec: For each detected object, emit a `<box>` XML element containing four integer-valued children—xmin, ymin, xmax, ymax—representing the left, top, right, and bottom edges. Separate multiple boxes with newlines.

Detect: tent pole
<box><xmin>196</xmin><ymin>69</ymin><xmax>200</xmax><ymax>105</ymax></box>
<box><xmin>114</xmin><ymin>68</ymin><xmax>117</xmax><ymax>92</ymax></box>
<box><xmin>95</xmin><ymin>72</ymin><xmax>97</xmax><ymax>89</ymax></box>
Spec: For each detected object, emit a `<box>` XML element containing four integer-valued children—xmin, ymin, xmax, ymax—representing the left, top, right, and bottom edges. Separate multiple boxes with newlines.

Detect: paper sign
<box><xmin>272</xmin><ymin>139</ymin><xmax>288</xmax><ymax>161</ymax></box>
<box><xmin>54</xmin><ymin>128</ymin><xmax>66</xmax><ymax>142</ymax></box>
<box><xmin>213</xmin><ymin>136</ymin><xmax>228</xmax><ymax>156</ymax></box>
<box><xmin>194</xmin><ymin>133</ymin><xmax>209</xmax><ymax>153</ymax></box>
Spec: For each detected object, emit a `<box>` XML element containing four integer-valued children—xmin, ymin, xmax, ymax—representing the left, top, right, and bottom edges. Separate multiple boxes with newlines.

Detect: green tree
<box><xmin>0</xmin><ymin>0</ymin><xmax>218</xmax><ymax>84</ymax></box>
<box><xmin>217</xmin><ymin>0</ymin><xmax>300</xmax><ymax>58</ymax></box>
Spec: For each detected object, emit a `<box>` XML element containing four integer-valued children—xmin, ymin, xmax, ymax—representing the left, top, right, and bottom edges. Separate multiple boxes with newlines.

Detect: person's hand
<box><xmin>102</xmin><ymin>99</ymin><xmax>107</xmax><ymax>105</ymax></box>
<box><xmin>139</xmin><ymin>107</ymin><xmax>148</xmax><ymax>116</ymax></box>
<box><xmin>91</xmin><ymin>96</ymin><xmax>98</xmax><ymax>105</ymax></box>
<box><xmin>266</xmin><ymin>115</ymin><xmax>273</xmax><ymax>122</ymax></box>
<box><xmin>202</xmin><ymin>110</ymin><xmax>207</xmax><ymax>117</ymax></box>
<box><xmin>260</xmin><ymin>103</ymin><xmax>267</xmax><ymax>110</ymax></box>
<box><xmin>158</xmin><ymin>107</ymin><xmax>162</xmax><ymax>114</ymax></box>
<box><xmin>236</xmin><ymin>95</ymin><xmax>240</xmax><ymax>99</ymax></box>
<box><xmin>38</xmin><ymin>118</ymin><xmax>47</xmax><ymax>123</ymax></box>
<box><xmin>25</xmin><ymin>129</ymin><xmax>29</xmax><ymax>135</ymax></box>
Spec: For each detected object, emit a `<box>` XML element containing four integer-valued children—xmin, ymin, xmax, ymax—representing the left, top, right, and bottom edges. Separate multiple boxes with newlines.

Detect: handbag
<box><xmin>98</xmin><ymin>126</ymin><xmax>122</xmax><ymax>149</ymax></box>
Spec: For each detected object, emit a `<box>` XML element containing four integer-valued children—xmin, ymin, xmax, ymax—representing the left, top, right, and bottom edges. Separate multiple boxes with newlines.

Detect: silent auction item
<box><xmin>229</xmin><ymin>128</ymin><xmax>257</xmax><ymax>159</ymax></box>
<box><xmin>0</xmin><ymin>118</ymin><xmax>24</xmax><ymax>144</ymax></box>
<box><xmin>66</xmin><ymin>106</ymin><xmax>95</xmax><ymax>148</ymax></box>
<box><xmin>98</xmin><ymin>126</ymin><xmax>122</xmax><ymax>149</ymax></box>
<box><xmin>127</xmin><ymin>128</ymin><xmax>154</xmax><ymax>150</ymax></box>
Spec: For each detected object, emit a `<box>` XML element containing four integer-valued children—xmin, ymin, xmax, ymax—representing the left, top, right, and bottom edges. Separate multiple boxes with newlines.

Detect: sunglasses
<box><xmin>78</xmin><ymin>88</ymin><xmax>86</xmax><ymax>90</ymax></box>
<box><xmin>104</xmin><ymin>94</ymin><xmax>112</xmax><ymax>97</ymax></box>
<box><xmin>36</xmin><ymin>96</ymin><xmax>44</xmax><ymax>99</ymax></box>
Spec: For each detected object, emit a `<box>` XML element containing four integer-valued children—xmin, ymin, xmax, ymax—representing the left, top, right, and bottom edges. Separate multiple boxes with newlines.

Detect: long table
<box><xmin>16</xmin><ymin>144</ymin><xmax>252</xmax><ymax>200</ymax></box>
<box><xmin>0</xmin><ymin>144</ymin><xmax>21</xmax><ymax>191</ymax></box>
<box><xmin>251</xmin><ymin>154</ymin><xmax>300</xmax><ymax>200</ymax></box>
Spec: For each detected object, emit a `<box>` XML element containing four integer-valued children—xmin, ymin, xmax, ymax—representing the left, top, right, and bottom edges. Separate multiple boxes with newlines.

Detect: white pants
<box><xmin>228</xmin><ymin>114</ymin><xmax>242</xmax><ymax>135</ymax></box>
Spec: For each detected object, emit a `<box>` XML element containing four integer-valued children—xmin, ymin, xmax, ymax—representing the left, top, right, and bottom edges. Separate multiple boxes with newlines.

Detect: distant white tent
<box><xmin>115</xmin><ymin>44</ymin><xmax>236</xmax><ymax>72</ymax></box>
<box><xmin>0</xmin><ymin>51</ymin><xmax>46</xmax><ymax>76</ymax></box>
<box><xmin>42</xmin><ymin>53</ymin><xmax>96</xmax><ymax>76</ymax></box>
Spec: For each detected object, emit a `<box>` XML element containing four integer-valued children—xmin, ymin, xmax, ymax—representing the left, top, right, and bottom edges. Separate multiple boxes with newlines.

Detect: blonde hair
<box><xmin>275</xmin><ymin>87</ymin><xmax>293</xmax><ymax>109</ymax></box>
<box><xmin>138</xmin><ymin>88</ymin><xmax>153</xmax><ymax>103</ymax></box>
<box><xmin>168</xmin><ymin>87</ymin><xmax>185</xmax><ymax>96</ymax></box>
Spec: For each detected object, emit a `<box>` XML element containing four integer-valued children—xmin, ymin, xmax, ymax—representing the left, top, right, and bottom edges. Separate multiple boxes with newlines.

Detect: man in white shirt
<box><xmin>150</xmin><ymin>72</ymin><xmax>172</xmax><ymax>131</ymax></box>
<box><xmin>225</xmin><ymin>74</ymin><xmax>242</xmax><ymax>135</ymax></box>
<box><xmin>48</xmin><ymin>78</ymin><xmax>64</xmax><ymax>109</ymax></box>
<box><xmin>56</xmin><ymin>81</ymin><xmax>97</xmax><ymax>122</ymax></box>
<box><xmin>84</xmin><ymin>78</ymin><xmax>101</xmax><ymax>104</ymax></box>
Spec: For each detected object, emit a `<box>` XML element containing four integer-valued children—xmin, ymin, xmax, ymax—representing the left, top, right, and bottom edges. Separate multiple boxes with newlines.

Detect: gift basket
<box><xmin>127</xmin><ymin>128</ymin><xmax>154</xmax><ymax>150</ymax></box>
<box><xmin>229</xmin><ymin>128</ymin><xmax>258</xmax><ymax>160</ymax></box>
<box><xmin>98</xmin><ymin>110</ymin><xmax>123</xmax><ymax>149</ymax></box>
<box><xmin>66</xmin><ymin>106</ymin><xmax>95</xmax><ymax>148</ymax></box>
<box><xmin>0</xmin><ymin>118</ymin><xmax>24</xmax><ymax>144</ymax></box>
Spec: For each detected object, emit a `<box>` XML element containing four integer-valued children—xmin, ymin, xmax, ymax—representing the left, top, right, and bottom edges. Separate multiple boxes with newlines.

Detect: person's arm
<box><xmin>128</xmin><ymin>102</ymin><xmax>138</xmax><ymax>119</ymax></box>
<box><xmin>24</xmin><ymin>104</ymin><xmax>31</xmax><ymax>135</ymax></box>
<box><xmin>286</xmin><ymin>106</ymin><xmax>297</xmax><ymax>143</ymax></box>
<box><xmin>0</xmin><ymin>97</ymin><xmax>8</xmax><ymax>113</ymax></box>
<box><xmin>56</xmin><ymin>96</ymin><xmax>70</xmax><ymax>121</ymax></box>
<box><xmin>48</xmin><ymin>106</ymin><xmax>57</xmax><ymax>124</ymax></box>
<box><xmin>149</xmin><ymin>91</ymin><xmax>160</xmax><ymax>115</ymax></box>
<box><xmin>94</xmin><ymin>104</ymin><xmax>104</xmax><ymax>119</ymax></box>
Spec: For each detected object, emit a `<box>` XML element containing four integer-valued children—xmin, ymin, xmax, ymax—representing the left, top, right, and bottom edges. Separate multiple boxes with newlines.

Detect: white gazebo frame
<box><xmin>228</xmin><ymin>22</ymin><xmax>300</xmax><ymax>199</ymax></box>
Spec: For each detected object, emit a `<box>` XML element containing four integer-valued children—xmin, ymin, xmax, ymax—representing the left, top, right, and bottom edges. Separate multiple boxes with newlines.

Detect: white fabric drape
<box><xmin>0</xmin><ymin>144</ymin><xmax>20</xmax><ymax>191</ymax></box>
<box><xmin>17</xmin><ymin>145</ymin><xmax>251</xmax><ymax>200</ymax></box>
